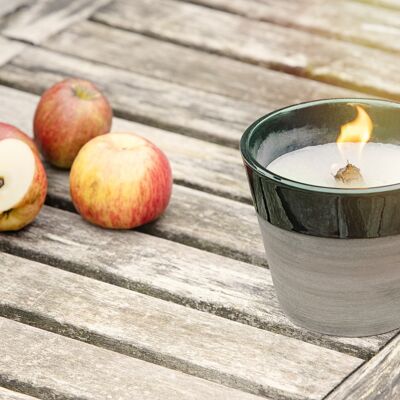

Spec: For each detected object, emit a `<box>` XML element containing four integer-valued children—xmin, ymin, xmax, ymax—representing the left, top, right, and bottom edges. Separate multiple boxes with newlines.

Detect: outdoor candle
<box><xmin>241</xmin><ymin>99</ymin><xmax>400</xmax><ymax>337</ymax></box>
<box><xmin>267</xmin><ymin>106</ymin><xmax>400</xmax><ymax>188</ymax></box>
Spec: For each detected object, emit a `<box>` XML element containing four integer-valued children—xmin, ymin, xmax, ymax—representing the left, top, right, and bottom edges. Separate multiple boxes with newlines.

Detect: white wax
<box><xmin>267</xmin><ymin>142</ymin><xmax>400</xmax><ymax>188</ymax></box>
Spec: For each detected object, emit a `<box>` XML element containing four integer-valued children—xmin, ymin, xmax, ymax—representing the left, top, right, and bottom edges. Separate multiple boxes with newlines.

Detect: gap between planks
<box><xmin>0</xmin><ymin>45</ymin><xmax>264</xmax><ymax>148</ymax></box>
<box><xmin>45</xmin><ymin>178</ymin><xmax>267</xmax><ymax>268</ymax></box>
<box><xmin>0</xmin><ymin>37</ymin><xmax>25</xmax><ymax>67</ymax></box>
<box><xmin>0</xmin><ymin>316</ymin><xmax>266</xmax><ymax>400</ymax></box>
<box><xmin>324</xmin><ymin>331</ymin><xmax>400</xmax><ymax>399</ymax></box>
<box><xmin>0</xmin><ymin>1</ymin><xmax>394</xmax><ymax>360</ymax></box>
<box><xmin>2</xmin><ymin>0</ymin><xmax>112</xmax><ymax>45</ymax></box>
<box><xmin>0</xmin><ymin>2</ymin><xmax>396</xmax><ymax>396</ymax></box>
<box><xmin>0</xmin><ymin>252</ymin><xmax>364</xmax><ymax>400</ymax></box>
<box><xmin>0</xmin><ymin>386</ymin><xmax>40</xmax><ymax>400</ymax></box>
<box><xmin>90</xmin><ymin>0</ymin><xmax>400</xmax><ymax>100</ymax></box>
<box><xmin>0</xmin><ymin>205</ymin><xmax>394</xmax><ymax>361</ymax></box>
<box><xmin>0</xmin><ymin>44</ymin><xmax>372</xmax><ymax>151</ymax></box>
<box><xmin>0</xmin><ymin>0</ymin><xmax>33</xmax><ymax>20</ymax></box>
<box><xmin>0</xmin><ymin>84</ymin><xmax>267</xmax><ymax>267</ymax></box>
<box><xmin>178</xmin><ymin>0</ymin><xmax>400</xmax><ymax>54</ymax></box>
<box><xmin>42</xmin><ymin>19</ymin><xmax>362</xmax><ymax>109</ymax></box>
<box><xmin>0</xmin><ymin>83</ymin><xmax>252</xmax><ymax>204</ymax></box>
<box><xmin>0</xmin><ymin>80</ymin><xmax>395</xmax><ymax>360</ymax></box>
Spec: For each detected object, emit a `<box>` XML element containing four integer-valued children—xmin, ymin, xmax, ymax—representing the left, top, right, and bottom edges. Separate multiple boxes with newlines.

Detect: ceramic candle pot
<box><xmin>240</xmin><ymin>98</ymin><xmax>400</xmax><ymax>337</ymax></box>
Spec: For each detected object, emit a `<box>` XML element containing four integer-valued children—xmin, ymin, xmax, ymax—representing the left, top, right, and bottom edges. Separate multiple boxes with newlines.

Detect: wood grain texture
<box><xmin>357</xmin><ymin>0</ymin><xmax>400</xmax><ymax>9</ymax></box>
<box><xmin>0</xmin><ymin>85</ymin><xmax>265</xmax><ymax>266</ymax></box>
<box><xmin>0</xmin><ymin>205</ymin><xmax>392</xmax><ymax>360</ymax></box>
<box><xmin>0</xmin><ymin>0</ymin><xmax>32</xmax><ymax>19</ymax></box>
<box><xmin>0</xmin><ymin>387</ymin><xmax>39</xmax><ymax>400</ymax></box>
<box><xmin>326</xmin><ymin>334</ymin><xmax>400</xmax><ymax>400</ymax></box>
<box><xmin>0</xmin><ymin>253</ymin><xmax>363</xmax><ymax>400</ymax></box>
<box><xmin>0</xmin><ymin>37</ymin><xmax>25</xmax><ymax>67</ymax></box>
<box><xmin>2</xmin><ymin>0</ymin><xmax>111</xmax><ymax>44</ymax></box>
<box><xmin>0</xmin><ymin>84</ymin><xmax>250</xmax><ymax>203</ymax></box>
<box><xmin>44</xmin><ymin>20</ymin><xmax>361</xmax><ymax>107</ymax></box>
<box><xmin>187</xmin><ymin>0</ymin><xmax>400</xmax><ymax>53</ymax></box>
<box><xmin>0</xmin><ymin>317</ymin><xmax>264</xmax><ymax>400</ymax></box>
<box><xmin>93</xmin><ymin>0</ymin><xmax>400</xmax><ymax>99</ymax></box>
<box><xmin>0</xmin><ymin>83</ymin><xmax>266</xmax><ymax>268</ymax></box>
<box><xmin>0</xmin><ymin>46</ymin><xmax>265</xmax><ymax>147</ymax></box>
<box><xmin>46</xmin><ymin>167</ymin><xmax>266</xmax><ymax>267</ymax></box>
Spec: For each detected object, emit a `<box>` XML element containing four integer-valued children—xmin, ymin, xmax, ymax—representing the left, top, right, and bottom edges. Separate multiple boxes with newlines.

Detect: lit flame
<box><xmin>337</xmin><ymin>105</ymin><xmax>373</xmax><ymax>162</ymax></box>
<box><xmin>337</xmin><ymin>105</ymin><xmax>372</xmax><ymax>146</ymax></box>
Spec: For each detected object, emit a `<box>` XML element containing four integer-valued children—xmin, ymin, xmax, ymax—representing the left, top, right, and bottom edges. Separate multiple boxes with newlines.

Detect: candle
<box><xmin>266</xmin><ymin>105</ymin><xmax>400</xmax><ymax>188</ymax></box>
<box><xmin>241</xmin><ymin>98</ymin><xmax>400</xmax><ymax>337</ymax></box>
<box><xmin>267</xmin><ymin>142</ymin><xmax>400</xmax><ymax>188</ymax></box>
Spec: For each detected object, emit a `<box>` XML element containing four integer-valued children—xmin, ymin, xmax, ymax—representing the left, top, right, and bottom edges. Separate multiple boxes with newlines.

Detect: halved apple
<box><xmin>0</xmin><ymin>122</ymin><xmax>39</xmax><ymax>156</ymax></box>
<box><xmin>0</xmin><ymin>138</ymin><xmax>47</xmax><ymax>231</ymax></box>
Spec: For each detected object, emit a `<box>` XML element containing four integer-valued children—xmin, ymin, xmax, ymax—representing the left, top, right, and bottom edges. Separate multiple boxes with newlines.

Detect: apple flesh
<box><xmin>70</xmin><ymin>133</ymin><xmax>172</xmax><ymax>229</ymax></box>
<box><xmin>34</xmin><ymin>78</ymin><xmax>113</xmax><ymax>169</ymax></box>
<box><xmin>0</xmin><ymin>138</ymin><xmax>47</xmax><ymax>231</ymax></box>
<box><xmin>0</xmin><ymin>122</ymin><xmax>39</xmax><ymax>156</ymax></box>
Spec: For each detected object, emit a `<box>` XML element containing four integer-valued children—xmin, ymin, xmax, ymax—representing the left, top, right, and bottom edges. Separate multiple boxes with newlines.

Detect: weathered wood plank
<box><xmin>0</xmin><ymin>37</ymin><xmax>25</xmax><ymax>67</ymax></box>
<box><xmin>93</xmin><ymin>0</ymin><xmax>400</xmax><ymax>98</ymax></box>
<box><xmin>0</xmin><ymin>205</ymin><xmax>393</xmax><ymax>360</ymax></box>
<box><xmin>0</xmin><ymin>387</ymin><xmax>39</xmax><ymax>400</ymax></box>
<box><xmin>44</xmin><ymin>20</ymin><xmax>361</xmax><ymax>107</ymax></box>
<box><xmin>0</xmin><ymin>84</ymin><xmax>250</xmax><ymax>203</ymax></box>
<box><xmin>0</xmin><ymin>317</ymin><xmax>264</xmax><ymax>400</ymax></box>
<box><xmin>2</xmin><ymin>0</ymin><xmax>111</xmax><ymax>44</ymax></box>
<box><xmin>46</xmin><ymin>168</ymin><xmax>266</xmax><ymax>267</ymax></box>
<box><xmin>0</xmin><ymin>84</ymin><xmax>266</xmax><ymax>266</ymax></box>
<box><xmin>357</xmin><ymin>0</ymin><xmax>400</xmax><ymax>9</ymax></box>
<box><xmin>0</xmin><ymin>253</ymin><xmax>363</xmax><ymax>400</ymax></box>
<box><xmin>326</xmin><ymin>333</ymin><xmax>400</xmax><ymax>400</ymax></box>
<box><xmin>187</xmin><ymin>0</ymin><xmax>400</xmax><ymax>53</ymax></box>
<box><xmin>0</xmin><ymin>46</ymin><xmax>265</xmax><ymax>147</ymax></box>
<box><xmin>0</xmin><ymin>0</ymin><xmax>32</xmax><ymax>19</ymax></box>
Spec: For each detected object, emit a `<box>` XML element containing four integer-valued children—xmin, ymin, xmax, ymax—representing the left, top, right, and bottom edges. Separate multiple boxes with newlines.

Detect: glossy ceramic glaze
<box><xmin>241</xmin><ymin>98</ymin><xmax>400</xmax><ymax>238</ymax></box>
<box><xmin>241</xmin><ymin>99</ymin><xmax>400</xmax><ymax>336</ymax></box>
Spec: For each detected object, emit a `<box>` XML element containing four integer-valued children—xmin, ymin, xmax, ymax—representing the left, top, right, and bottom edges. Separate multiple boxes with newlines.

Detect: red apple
<box><xmin>0</xmin><ymin>138</ymin><xmax>47</xmax><ymax>231</ymax></box>
<box><xmin>34</xmin><ymin>78</ymin><xmax>113</xmax><ymax>169</ymax></box>
<box><xmin>70</xmin><ymin>133</ymin><xmax>172</xmax><ymax>229</ymax></box>
<box><xmin>0</xmin><ymin>122</ymin><xmax>39</xmax><ymax>156</ymax></box>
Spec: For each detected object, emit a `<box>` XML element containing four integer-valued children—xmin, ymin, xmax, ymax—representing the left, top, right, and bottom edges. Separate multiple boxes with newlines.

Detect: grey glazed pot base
<box><xmin>258</xmin><ymin>217</ymin><xmax>400</xmax><ymax>337</ymax></box>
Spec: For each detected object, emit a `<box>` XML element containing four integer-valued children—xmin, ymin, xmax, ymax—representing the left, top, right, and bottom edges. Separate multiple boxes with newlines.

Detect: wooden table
<box><xmin>0</xmin><ymin>0</ymin><xmax>399</xmax><ymax>399</ymax></box>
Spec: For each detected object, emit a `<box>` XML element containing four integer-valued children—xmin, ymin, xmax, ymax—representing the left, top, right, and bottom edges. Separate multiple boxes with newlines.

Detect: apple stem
<box><xmin>0</xmin><ymin>177</ymin><xmax>4</xmax><ymax>189</ymax></box>
<box><xmin>73</xmin><ymin>86</ymin><xmax>97</xmax><ymax>101</ymax></box>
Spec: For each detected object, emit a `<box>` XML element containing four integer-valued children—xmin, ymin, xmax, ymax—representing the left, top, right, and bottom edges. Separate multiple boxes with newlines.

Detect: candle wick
<box><xmin>334</xmin><ymin>162</ymin><xmax>364</xmax><ymax>186</ymax></box>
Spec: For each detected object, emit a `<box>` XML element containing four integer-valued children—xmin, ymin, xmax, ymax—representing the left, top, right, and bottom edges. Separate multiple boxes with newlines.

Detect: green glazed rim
<box><xmin>240</xmin><ymin>97</ymin><xmax>400</xmax><ymax>196</ymax></box>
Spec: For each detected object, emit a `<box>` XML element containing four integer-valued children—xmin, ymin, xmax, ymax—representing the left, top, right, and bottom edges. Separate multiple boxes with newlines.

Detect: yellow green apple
<box><xmin>70</xmin><ymin>133</ymin><xmax>172</xmax><ymax>229</ymax></box>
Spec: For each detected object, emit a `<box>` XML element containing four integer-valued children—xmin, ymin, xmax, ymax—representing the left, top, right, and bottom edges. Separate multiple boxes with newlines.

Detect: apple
<box><xmin>0</xmin><ymin>122</ymin><xmax>39</xmax><ymax>156</ymax></box>
<box><xmin>0</xmin><ymin>138</ymin><xmax>47</xmax><ymax>231</ymax></box>
<box><xmin>70</xmin><ymin>133</ymin><xmax>172</xmax><ymax>229</ymax></box>
<box><xmin>34</xmin><ymin>78</ymin><xmax>113</xmax><ymax>169</ymax></box>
